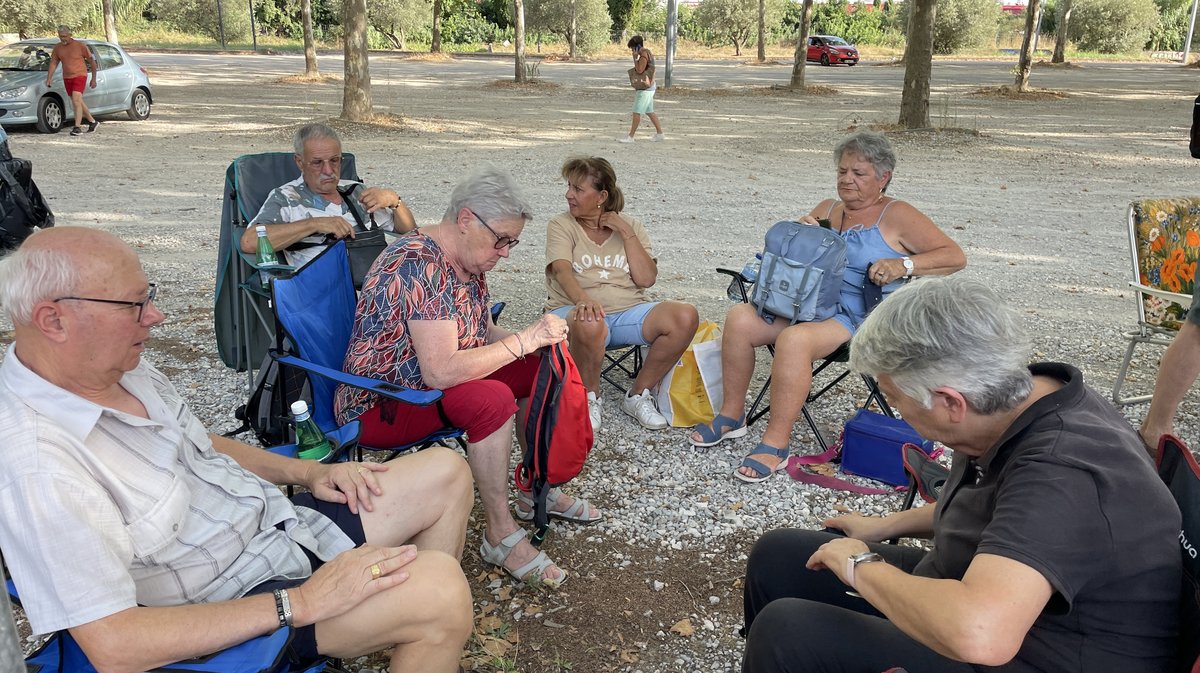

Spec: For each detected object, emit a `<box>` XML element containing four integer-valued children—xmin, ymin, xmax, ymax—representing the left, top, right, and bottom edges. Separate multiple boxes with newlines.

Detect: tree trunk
<box><xmin>757</xmin><ymin>0</ymin><xmax>766</xmax><ymax>62</ymax></box>
<box><xmin>302</xmin><ymin>0</ymin><xmax>318</xmax><ymax>76</ymax></box>
<box><xmin>788</xmin><ymin>0</ymin><xmax>813</xmax><ymax>89</ymax></box>
<box><xmin>514</xmin><ymin>0</ymin><xmax>527</xmax><ymax>82</ymax></box>
<box><xmin>1051</xmin><ymin>0</ymin><xmax>1071</xmax><ymax>63</ymax></box>
<box><xmin>399</xmin><ymin>25</ymin><xmax>406</xmax><ymax>51</ymax></box>
<box><xmin>342</xmin><ymin>0</ymin><xmax>372</xmax><ymax>121</ymax></box>
<box><xmin>1014</xmin><ymin>0</ymin><xmax>1040</xmax><ymax>92</ymax></box>
<box><xmin>898</xmin><ymin>0</ymin><xmax>935</xmax><ymax>129</ymax></box>
<box><xmin>102</xmin><ymin>0</ymin><xmax>118</xmax><ymax>43</ymax></box>
<box><xmin>431</xmin><ymin>0</ymin><xmax>443</xmax><ymax>52</ymax></box>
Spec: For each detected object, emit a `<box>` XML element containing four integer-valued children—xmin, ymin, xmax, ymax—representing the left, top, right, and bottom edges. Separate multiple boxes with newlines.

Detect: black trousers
<box><xmin>742</xmin><ymin>529</ymin><xmax>978</xmax><ymax>673</ymax></box>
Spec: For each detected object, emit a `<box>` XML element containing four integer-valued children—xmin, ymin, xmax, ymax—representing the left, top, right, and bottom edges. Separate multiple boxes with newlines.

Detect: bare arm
<box><xmin>409</xmin><ymin>314</ymin><xmax>565</xmax><ymax>389</ymax></box>
<box><xmin>239</xmin><ymin>217</ymin><xmax>356</xmax><ymax>254</ymax></box>
<box><xmin>357</xmin><ymin>186</ymin><xmax>416</xmax><ymax>234</ymax></box>
<box><xmin>634</xmin><ymin>49</ymin><xmax>650</xmax><ymax>73</ymax></box>
<box><xmin>805</xmin><ymin>537</ymin><xmax>1052</xmax><ymax>665</ymax></box>
<box><xmin>885</xmin><ymin>201</ymin><xmax>967</xmax><ymax>277</ymax></box>
<box><xmin>70</xmin><ymin>544</ymin><xmax>418</xmax><ymax>673</ymax></box>
<box><xmin>823</xmin><ymin>504</ymin><xmax>936</xmax><ymax>542</ymax></box>
<box><xmin>600</xmin><ymin>212</ymin><xmax>657</xmax><ymax>288</ymax></box>
<box><xmin>45</xmin><ymin>53</ymin><xmax>59</xmax><ymax>84</ymax></box>
<box><xmin>86</xmin><ymin>53</ymin><xmax>97</xmax><ymax>85</ymax></box>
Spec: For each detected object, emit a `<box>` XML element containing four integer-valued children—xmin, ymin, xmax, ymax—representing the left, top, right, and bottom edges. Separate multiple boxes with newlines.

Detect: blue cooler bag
<box><xmin>840</xmin><ymin>409</ymin><xmax>937</xmax><ymax>486</ymax></box>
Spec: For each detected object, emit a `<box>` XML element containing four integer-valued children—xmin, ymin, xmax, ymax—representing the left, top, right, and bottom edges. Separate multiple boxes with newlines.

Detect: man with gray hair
<box><xmin>46</xmin><ymin>25</ymin><xmax>98</xmax><ymax>136</ymax></box>
<box><xmin>742</xmin><ymin>275</ymin><xmax>1182</xmax><ymax>673</ymax></box>
<box><xmin>0</xmin><ymin>227</ymin><xmax>475</xmax><ymax>672</ymax></box>
<box><xmin>240</xmin><ymin>122</ymin><xmax>416</xmax><ymax>269</ymax></box>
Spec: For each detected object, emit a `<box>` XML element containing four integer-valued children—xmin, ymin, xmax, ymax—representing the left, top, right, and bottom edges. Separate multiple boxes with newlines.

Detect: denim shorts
<box><xmin>550</xmin><ymin>301</ymin><xmax>659</xmax><ymax>349</ymax></box>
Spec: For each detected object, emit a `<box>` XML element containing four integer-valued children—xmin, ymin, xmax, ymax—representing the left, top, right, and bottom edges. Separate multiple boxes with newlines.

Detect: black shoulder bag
<box><xmin>337</xmin><ymin>184</ymin><xmax>389</xmax><ymax>289</ymax></box>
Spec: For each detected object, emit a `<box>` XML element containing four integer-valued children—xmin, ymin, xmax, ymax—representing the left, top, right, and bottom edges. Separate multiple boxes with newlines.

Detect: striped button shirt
<box><xmin>0</xmin><ymin>346</ymin><xmax>354</xmax><ymax>635</ymax></box>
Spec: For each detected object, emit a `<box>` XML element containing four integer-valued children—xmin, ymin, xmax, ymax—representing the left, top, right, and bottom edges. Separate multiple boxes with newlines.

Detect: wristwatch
<box><xmin>845</xmin><ymin>551</ymin><xmax>885</xmax><ymax>590</ymax></box>
<box><xmin>901</xmin><ymin>256</ymin><xmax>915</xmax><ymax>278</ymax></box>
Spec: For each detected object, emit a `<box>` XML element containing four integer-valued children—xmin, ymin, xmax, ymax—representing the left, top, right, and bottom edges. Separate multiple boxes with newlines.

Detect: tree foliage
<box><xmin>0</xmin><ymin>0</ymin><xmax>90</xmax><ymax>38</ymax></box>
<box><xmin>607</xmin><ymin>0</ymin><xmax>643</xmax><ymax>37</ymax></box>
<box><xmin>794</xmin><ymin>2</ymin><xmax>890</xmax><ymax>46</ymax></box>
<box><xmin>369</xmin><ymin>0</ymin><xmax>432</xmax><ymax>48</ymax></box>
<box><xmin>1068</xmin><ymin>0</ymin><xmax>1157</xmax><ymax>52</ymax></box>
<box><xmin>525</xmin><ymin>0</ymin><xmax>612</xmax><ymax>56</ymax></box>
<box><xmin>694</xmin><ymin>0</ymin><xmax>784</xmax><ymax>55</ymax></box>
<box><xmin>1148</xmin><ymin>0</ymin><xmax>1196</xmax><ymax>50</ymax></box>
<box><xmin>899</xmin><ymin>0</ymin><xmax>1001</xmax><ymax>54</ymax></box>
<box><xmin>156</xmin><ymin>0</ymin><xmax>253</xmax><ymax>41</ymax></box>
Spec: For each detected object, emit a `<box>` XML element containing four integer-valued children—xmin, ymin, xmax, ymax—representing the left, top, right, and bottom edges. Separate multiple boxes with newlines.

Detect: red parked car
<box><xmin>807</xmin><ymin>35</ymin><xmax>859</xmax><ymax>66</ymax></box>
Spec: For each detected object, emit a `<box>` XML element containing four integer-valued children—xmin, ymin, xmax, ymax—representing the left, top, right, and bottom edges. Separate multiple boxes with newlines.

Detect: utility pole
<box><xmin>217</xmin><ymin>0</ymin><xmax>227</xmax><ymax>49</ymax></box>
<box><xmin>665</xmin><ymin>0</ymin><xmax>678</xmax><ymax>87</ymax></box>
<box><xmin>248</xmin><ymin>0</ymin><xmax>258</xmax><ymax>51</ymax></box>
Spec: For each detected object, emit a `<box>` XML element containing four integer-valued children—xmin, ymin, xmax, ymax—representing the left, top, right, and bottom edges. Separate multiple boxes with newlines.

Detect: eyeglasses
<box><xmin>469</xmin><ymin>209</ymin><xmax>519</xmax><ymax>249</ymax></box>
<box><xmin>54</xmin><ymin>284</ymin><xmax>158</xmax><ymax>322</ymax></box>
<box><xmin>305</xmin><ymin>155</ymin><xmax>342</xmax><ymax>170</ymax></box>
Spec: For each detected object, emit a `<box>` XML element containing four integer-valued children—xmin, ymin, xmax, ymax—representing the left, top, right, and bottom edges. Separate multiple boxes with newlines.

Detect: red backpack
<box><xmin>516</xmin><ymin>341</ymin><xmax>594</xmax><ymax>545</ymax></box>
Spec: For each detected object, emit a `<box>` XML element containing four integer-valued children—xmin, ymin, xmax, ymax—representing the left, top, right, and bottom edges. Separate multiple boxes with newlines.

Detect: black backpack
<box><xmin>227</xmin><ymin>351</ymin><xmax>309</xmax><ymax>446</ymax></box>
<box><xmin>1191</xmin><ymin>94</ymin><xmax>1200</xmax><ymax>159</ymax></box>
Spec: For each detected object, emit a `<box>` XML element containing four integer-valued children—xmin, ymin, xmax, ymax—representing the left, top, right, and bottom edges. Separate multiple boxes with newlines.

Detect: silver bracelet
<box><xmin>500</xmin><ymin>337</ymin><xmax>519</xmax><ymax>360</ymax></box>
<box><xmin>513</xmin><ymin>332</ymin><xmax>527</xmax><ymax>358</ymax></box>
<box><xmin>273</xmin><ymin>588</ymin><xmax>293</xmax><ymax>628</ymax></box>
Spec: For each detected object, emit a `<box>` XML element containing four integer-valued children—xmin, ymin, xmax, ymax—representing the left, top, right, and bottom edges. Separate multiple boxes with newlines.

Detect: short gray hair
<box><xmin>293</xmin><ymin>123</ymin><xmax>341</xmax><ymax>156</ymax></box>
<box><xmin>0</xmin><ymin>245</ymin><xmax>79</xmax><ymax>325</ymax></box>
<box><xmin>56</xmin><ymin>25</ymin><xmax>72</xmax><ymax>35</ymax></box>
<box><xmin>834</xmin><ymin>131</ymin><xmax>897</xmax><ymax>189</ymax></box>
<box><xmin>850</xmin><ymin>276</ymin><xmax>1034</xmax><ymax>415</ymax></box>
<box><xmin>442</xmin><ymin>164</ymin><xmax>534</xmax><ymax>225</ymax></box>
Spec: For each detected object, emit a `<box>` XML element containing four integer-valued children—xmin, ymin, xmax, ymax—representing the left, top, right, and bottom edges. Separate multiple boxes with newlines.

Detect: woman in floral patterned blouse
<box><xmin>336</xmin><ymin>165</ymin><xmax>597</xmax><ymax>588</ymax></box>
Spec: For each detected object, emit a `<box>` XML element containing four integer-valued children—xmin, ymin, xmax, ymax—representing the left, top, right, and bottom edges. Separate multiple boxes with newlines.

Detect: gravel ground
<box><xmin>2</xmin><ymin>53</ymin><xmax>1199</xmax><ymax>672</ymax></box>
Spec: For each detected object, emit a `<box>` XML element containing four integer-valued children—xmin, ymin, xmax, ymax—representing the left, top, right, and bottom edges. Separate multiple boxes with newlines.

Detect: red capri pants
<box><xmin>356</xmin><ymin>353</ymin><xmax>542</xmax><ymax>449</ymax></box>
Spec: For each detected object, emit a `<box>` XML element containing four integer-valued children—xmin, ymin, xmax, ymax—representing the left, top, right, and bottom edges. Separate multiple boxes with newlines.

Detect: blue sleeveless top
<box><xmin>827</xmin><ymin>200</ymin><xmax>907</xmax><ymax>334</ymax></box>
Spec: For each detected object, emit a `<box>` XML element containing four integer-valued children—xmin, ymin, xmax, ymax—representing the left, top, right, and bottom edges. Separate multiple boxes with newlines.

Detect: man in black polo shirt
<box><xmin>741</xmin><ymin>276</ymin><xmax>1182</xmax><ymax>673</ymax></box>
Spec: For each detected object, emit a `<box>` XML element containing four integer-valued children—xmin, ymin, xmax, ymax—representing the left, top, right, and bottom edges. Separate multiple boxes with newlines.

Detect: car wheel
<box><xmin>127</xmin><ymin>88</ymin><xmax>151</xmax><ymax>120</ymax></box>
<box><xmin>820</xmin><ymin>53</ymin><xmax>830</xmax><ymax>67</ymax></box>
<box><xmin>36</xmin><ymin>97</ymin><xmax>64</xmax><ymax>134</ymax></box>
<box><xmin>848</xmin><ymin>61</ymin><xmax>857</xmax><ymax>66</ymax></box>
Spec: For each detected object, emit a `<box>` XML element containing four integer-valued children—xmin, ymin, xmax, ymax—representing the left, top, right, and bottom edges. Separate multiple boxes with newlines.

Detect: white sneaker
<box><xmin>587</xmin><ymin>391</ymin><xmax>602</xmax><ymax>432</ymax></box>
<box><xmin>621</xmin><ymin>388</ymin><xmax>669</xmax><ymax>430</ymax></box>
<box><xmin>652</xmin><ymin>133</ymin><xmax>665</xmax><ymax>142</ymax></box>
<box><xmin>618</xmin><ymin>136</ymin><xmax>635</xmax><ymax>143</ymax></box>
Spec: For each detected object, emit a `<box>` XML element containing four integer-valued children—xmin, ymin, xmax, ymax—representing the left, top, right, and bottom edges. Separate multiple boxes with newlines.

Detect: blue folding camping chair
<box><xmin>269</xmin><ymin>240</ymin><xmax>484</xmax><ymax>459</ymax></box>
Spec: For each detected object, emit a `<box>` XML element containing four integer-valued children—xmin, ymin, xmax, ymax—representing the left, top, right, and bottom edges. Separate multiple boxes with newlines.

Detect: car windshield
<box><xmin>0</xmin><ymin>44</ymin><xmax>52</xmax><ymax>71</ymax></box>
<box><xmin>824</xmin><ymin>37</ymin><xmax>850</xmax><ymax>46</ymax></box>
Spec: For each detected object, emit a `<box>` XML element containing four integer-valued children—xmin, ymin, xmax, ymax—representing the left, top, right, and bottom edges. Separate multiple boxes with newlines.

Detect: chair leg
<box><xmin>1112</xmin><ymin>336</ymin><xmax>1151</xmax><ymax>406</ymax></box>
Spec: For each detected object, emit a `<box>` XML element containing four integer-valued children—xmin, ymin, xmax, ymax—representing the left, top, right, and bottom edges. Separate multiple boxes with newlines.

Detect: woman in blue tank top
<box><xmin>691</xmin><ymin>131</ymin><xmax>967</xmax><ymax>483</ymax></box>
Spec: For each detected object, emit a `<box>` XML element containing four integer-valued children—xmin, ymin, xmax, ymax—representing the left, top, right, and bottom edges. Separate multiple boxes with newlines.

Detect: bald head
<box><xmin>0</xmin><ymin>227</ymin><xmax>137</xmax><ymax>325</ymax></box>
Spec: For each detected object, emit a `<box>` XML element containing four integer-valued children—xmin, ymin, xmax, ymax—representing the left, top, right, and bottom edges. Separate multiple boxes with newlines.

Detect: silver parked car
<box><xmin>0</xmin><ymin>39</ymin><xmax>153</xmax><ymax>133</ymax></box>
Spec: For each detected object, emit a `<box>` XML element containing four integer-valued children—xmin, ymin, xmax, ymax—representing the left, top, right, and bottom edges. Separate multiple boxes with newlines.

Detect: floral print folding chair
<box><xmin>1113</xmin><ymin>197</ymin><xmax>1200</xmax><ymax>405</ymax></box>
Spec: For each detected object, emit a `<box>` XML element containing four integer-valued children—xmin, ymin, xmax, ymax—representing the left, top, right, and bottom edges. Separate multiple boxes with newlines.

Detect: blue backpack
<box><xmin>750</xmin><ymin>220</ymin><xmax>848</xmax><ymax>324</ymax></box>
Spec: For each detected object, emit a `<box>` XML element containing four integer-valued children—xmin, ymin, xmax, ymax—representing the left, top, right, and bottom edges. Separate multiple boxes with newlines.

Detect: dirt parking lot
<box><xmin>3</xmin><ymin>53</ymin><xmax>1198</xmax><ymax>672</ymax></box>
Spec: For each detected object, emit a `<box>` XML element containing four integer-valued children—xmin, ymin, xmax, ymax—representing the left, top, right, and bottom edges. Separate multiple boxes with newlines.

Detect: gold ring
<box><xmin>357</xmin><ymin>466</ymin><xmax>368</xmax><ymax>474</ymax></box>
<box><xmin>370</xmin><ymin>563</ymin><xmax>382</xmax><ymax>579</ymax></box>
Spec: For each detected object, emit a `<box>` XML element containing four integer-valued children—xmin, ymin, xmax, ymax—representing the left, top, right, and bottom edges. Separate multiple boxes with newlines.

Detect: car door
<box><xmin>91</xmin><ymin>44</ymin><xmax>129</xmax><ymax>112</ymax></box>
<box><xmin>807</xmin><ymin>37</ymin><xmax>822</xmax><ymax>62</ymax></box>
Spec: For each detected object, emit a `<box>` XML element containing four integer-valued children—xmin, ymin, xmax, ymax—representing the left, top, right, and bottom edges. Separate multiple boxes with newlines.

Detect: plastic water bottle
<box><xmin>727</xmin><ymin>253</ymin><xmax>762</xmax><ymax>301</ymax></box>
<box><xmin>255</xmin><ymin>225</ymin><xmax>279</xmax><ymax>290</ymax></box>
<box><xmin>291</xmin><ymin>400</ymin><xmax>332</xmax><ymax>461</ymax></box>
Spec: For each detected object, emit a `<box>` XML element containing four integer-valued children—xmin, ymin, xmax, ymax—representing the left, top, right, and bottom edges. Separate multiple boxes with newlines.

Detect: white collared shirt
<box><xmin>0</xmin><ymin>346</ymin><xmax>353</xmax><ymax>635</ymax></box>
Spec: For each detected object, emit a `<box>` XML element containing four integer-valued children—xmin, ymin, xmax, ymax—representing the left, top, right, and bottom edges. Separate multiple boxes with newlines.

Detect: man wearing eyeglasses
<box><xmin>239</xmin><ymin>123</ymin><xmax>416</xmax><ymax>269</ymax></box>
<box><xmin>0</xmin><ymin>227</ymin><xmax>475</xmax><ymax>673</ymax></box>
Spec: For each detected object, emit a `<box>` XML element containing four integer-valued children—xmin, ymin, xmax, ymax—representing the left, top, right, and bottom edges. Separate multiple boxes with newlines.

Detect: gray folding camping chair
<box><xmin>213</xmin><ymin>152</ymin><xmax>361</xmax><ymax>384</ymax></box>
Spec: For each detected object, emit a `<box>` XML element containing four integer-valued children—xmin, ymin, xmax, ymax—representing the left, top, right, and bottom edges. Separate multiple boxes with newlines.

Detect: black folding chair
<box><xmin>717</xmin><ymin>267</ymin><xmax>894</xmax><ymax>452</ymax></box>
<box><xmin>600</xmin><ymin>345</ymin><xmax>644</xmax><ymax>392</ymax></box>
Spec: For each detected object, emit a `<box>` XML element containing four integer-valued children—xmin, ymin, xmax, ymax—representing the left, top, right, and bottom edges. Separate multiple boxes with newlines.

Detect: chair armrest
<box><xmin>267</xmin><ymin>421</ymin><xmax>361</xmax><ymax>463</ymax></box>
<box><xmin>271</xmin><ymin>351</ymin><xmax>443</xmax><ymax>407</ymax></box>
<box><xmin>717</xmin><ymin>267</ymin><xmax>752</xmax><ymax>303</ymax></box>
<box><xmin>1129</xmin><ymin>281</ymin><xmax>1192</xmax><ymax>306</ymax></box>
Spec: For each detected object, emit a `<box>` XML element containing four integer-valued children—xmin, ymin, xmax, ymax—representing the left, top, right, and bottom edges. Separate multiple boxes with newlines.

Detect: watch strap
<box><xmin>845</xmin><ymin>552</ymin><xmax>885</xmax><ymax>590</ymax></box>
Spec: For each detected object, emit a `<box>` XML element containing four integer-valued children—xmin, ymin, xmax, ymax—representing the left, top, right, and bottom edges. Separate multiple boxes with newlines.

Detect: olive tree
<box><xmin>0</xmin><ymin>0</ymin><xmax>87</xmax><ymax>38</ymax></box>
<box><xmin>369</xmin><ymin>0</ymin><xmax>433</xmax><ymax>49</ymax></box>
<box><xmin>900</xmin><ymin>0</ymin><xmax>999</xmax><ymax>54</ymax></box>
<box><xmin>1068</xmin><ymin>0</ymin><xmax>1156</xmax><ymax>53</ymax></box>
<box><xmin>526</xmin><ymin>0</ymin><xmax>613</xmax><ymax>58</ymax></box>
<box><xmin>343</xmin><ymin>0</ymin><xmax>373</xmax><ymax>120</ymax></box>
<box><xmin>899</xmin><ymin>0</ymin><xmax>935</xmax><ymax>128</ymax></box>
<box><xmin>695</xmin><ymin>0</ymin><xmax>784</xmax><ymax>56</ymax></box>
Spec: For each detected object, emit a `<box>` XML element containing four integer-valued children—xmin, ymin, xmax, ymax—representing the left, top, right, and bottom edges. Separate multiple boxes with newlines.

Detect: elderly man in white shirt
<box><xmin>0</xmin><ymin>227</ymin><xmax>474</xmax><ymax>673</ymax></box>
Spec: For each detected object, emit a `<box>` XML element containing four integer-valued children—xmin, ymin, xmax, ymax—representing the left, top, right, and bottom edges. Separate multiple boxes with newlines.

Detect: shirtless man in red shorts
<box><xmin>46</xmin><ymin>25</ymin><xmax>98</xmax><ymax>136</ymax></box>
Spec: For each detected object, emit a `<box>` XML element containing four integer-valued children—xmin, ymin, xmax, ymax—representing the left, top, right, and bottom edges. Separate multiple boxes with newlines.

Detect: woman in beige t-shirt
<box><xmin>545</xmin><ymin>156</ymin><xmax>698</xmax><ymax>432</ymax></box>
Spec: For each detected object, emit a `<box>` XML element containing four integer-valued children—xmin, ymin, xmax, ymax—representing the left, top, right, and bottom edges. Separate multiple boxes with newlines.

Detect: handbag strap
<box><xmin>336</xmin><ymin>183</ymin><xmax>378</xmax><ymax>232</ymax></box>
<box><xmin>784</xmin><ymin>434</ymin><xmax>894</xmax><ymax>496</ymax></box>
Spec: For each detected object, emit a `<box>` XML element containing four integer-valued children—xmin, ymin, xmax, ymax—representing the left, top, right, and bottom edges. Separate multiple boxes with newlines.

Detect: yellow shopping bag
<box><xmin>654</xmin><ymin>320</ymin><xmax>724</xmax><ymax>427</ymax></box>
